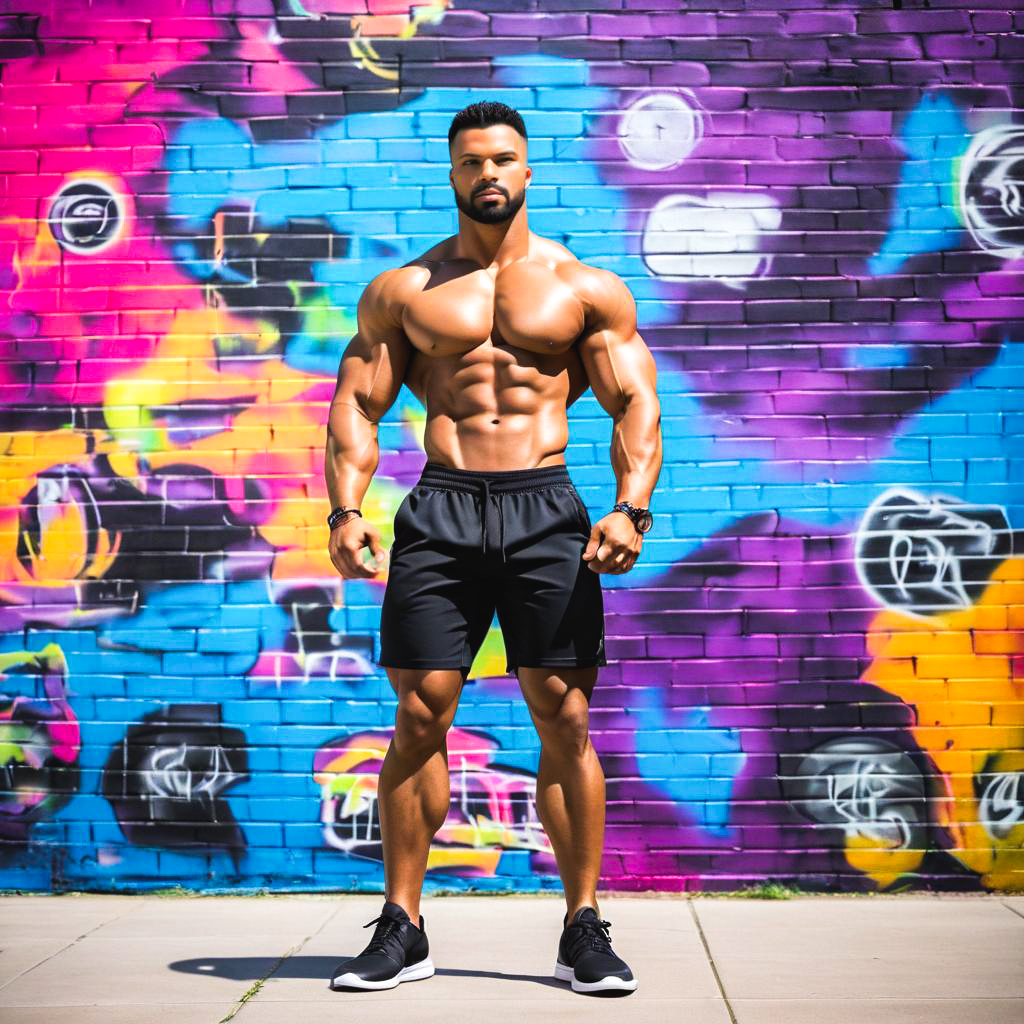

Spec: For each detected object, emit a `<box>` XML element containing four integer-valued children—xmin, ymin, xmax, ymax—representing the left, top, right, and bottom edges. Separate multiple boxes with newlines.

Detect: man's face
<box><xmin>449</xmin><ymin>124</ymin><xmax>530</xmax><ymax>225</ymax></box>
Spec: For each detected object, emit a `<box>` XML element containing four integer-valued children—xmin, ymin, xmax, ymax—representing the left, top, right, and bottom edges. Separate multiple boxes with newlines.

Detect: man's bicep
<box><xmin>577</xmin><ymin>277</ymin><xmax>656</xmax><ymax>415</ymax></box>
<box><xmin>334</xmin><ymin>274</ymin><xmax>412</xmax><ymax>421</ymax></box>
<box><xmin>336</xmin><ymin>331</ymin><xmax>411</xmax><ymax>424</ymax></box>
<box><xmin>580</xmin><ymin>329</ymin><xmax>657</xmax><ymax>415</ymax></box>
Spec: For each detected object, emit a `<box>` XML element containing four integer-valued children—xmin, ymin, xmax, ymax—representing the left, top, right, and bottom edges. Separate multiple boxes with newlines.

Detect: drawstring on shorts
<box><xmin>477</xmin><ymin>478</ymin><xmax>506</xmax><ymax>562</ymax></box>
<box><xmin>416</xmin><ymin>462</ymin><xmax>572</xmax><ymax>567</ymax></box>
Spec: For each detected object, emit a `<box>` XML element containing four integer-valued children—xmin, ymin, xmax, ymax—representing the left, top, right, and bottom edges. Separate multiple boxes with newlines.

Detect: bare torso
<box><xmin>389</xmin><ymin>233</ymin><xmax>594</xmax><ymax>470</ymax></box>
<box><xmin>327</xmin><ymin>125</ymin><xmax>660</xmax><ymax>581</ymax></box>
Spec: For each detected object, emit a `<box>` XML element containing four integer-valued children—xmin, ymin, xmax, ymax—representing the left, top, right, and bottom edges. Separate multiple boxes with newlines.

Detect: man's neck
<box><xmin>453</xmin><ymin>208</ymin><xmax>530</xmax><ymax>271</ymax></box>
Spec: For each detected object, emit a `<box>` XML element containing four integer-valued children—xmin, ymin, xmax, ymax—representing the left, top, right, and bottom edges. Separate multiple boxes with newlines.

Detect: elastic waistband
<box><xmin>417</xmin><ymin>462</ymin><xmax>572</xmax><ymax>495</ymax></box>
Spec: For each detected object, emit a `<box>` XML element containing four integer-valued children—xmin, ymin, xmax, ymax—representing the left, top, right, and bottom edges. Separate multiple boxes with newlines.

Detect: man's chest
<box><xmin>401</xmin><ymin>260</ymin><xmax>588</xmax><ymax>358</ymax></box>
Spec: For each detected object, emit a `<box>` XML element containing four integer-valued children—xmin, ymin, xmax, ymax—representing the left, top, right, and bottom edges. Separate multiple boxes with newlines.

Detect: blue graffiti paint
<box><xmin>869</xmin><ymin>92</ymin><xmax>969</xmax><ymax>276</ymax></box>
<box><xmin>633</xmin><ymin>693</ymin><xmax>745</xmax><ymax>835</ymax></box>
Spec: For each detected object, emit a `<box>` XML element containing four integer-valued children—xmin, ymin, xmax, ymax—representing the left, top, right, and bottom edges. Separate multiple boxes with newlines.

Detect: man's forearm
<box><xmin>325</xmin><ymin>400</ymin><xmax>379</xmax><ymax>511</ymax></box>
<box><xmin>610</xmin><ymin>395</ymin><xmax>662</xmax><ymax>508</ymax></box>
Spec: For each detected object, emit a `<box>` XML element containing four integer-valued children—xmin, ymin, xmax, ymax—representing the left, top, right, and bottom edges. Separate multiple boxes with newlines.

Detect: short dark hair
<box><xmin>447</xmin><ymin>101</ymin><xmax>528</xmax><ymax>151</ymax></box>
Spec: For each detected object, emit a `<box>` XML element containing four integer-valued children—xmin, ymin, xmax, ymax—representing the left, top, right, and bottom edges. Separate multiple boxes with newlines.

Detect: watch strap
<box><xmin>612</xmin><ymin>501</ymin><xmax>649</xmax><ymax>534</ymax></box>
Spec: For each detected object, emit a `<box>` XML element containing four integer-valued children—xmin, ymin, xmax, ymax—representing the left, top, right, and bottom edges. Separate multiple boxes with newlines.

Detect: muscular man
<box><xmin>324</xmin><ymin>101</ymin><xmax>662</xmax><ymax>996</ymax></box>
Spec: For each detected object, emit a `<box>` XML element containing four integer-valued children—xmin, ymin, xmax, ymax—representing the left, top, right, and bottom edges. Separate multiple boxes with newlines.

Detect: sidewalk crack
<box><xmin>688</xmin><ymin>899</ymin><xmax>738</xmax><ymax>1024</ymax></box>
<box><xmin>1001</xmin><ymin>899</ymin><xmax>1024</xmax><ymax>922</ymax></box>
<box><xmin>217</xmin><ymin>902</ymin><xmax>341</xmax><ymax>1023</ymax></box>
<box><xmin>0</xmin><ymin>897</ymin><xmax>149</xmax><ymax>993</ymax></box>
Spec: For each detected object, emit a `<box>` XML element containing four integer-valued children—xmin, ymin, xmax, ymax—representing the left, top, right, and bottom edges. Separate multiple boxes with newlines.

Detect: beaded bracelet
<box><xmin>327</xmin><ymin>506</ymin><xmax>362</xmax><ymax>530</ymax></box>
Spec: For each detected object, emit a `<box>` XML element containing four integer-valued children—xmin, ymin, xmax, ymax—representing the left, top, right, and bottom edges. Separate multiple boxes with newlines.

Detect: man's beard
<box><xmin>454</xmin><ymin>184</ymin><xmax>526</xmax><ymax>225</ymax></box>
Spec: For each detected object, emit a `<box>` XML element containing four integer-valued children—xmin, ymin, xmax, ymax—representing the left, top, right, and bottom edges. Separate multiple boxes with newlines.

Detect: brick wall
<box><xmin>1</xmin><ymin>0</ymin><xmax>1021</xmax><ymax>893</ymax></box>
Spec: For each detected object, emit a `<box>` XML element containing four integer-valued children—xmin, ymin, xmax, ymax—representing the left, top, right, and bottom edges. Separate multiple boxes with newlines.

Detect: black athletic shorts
<box><xmin>379</xmin><ymin>462</ymin><xmax>606</xmax><ymax>676</ymax></box>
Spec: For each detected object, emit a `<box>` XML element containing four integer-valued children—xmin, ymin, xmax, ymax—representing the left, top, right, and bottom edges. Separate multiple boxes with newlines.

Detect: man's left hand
<box><xmin>582</xmin><ymin>512</ymin><xmax>643</xmax><ymax>574</ymax></box>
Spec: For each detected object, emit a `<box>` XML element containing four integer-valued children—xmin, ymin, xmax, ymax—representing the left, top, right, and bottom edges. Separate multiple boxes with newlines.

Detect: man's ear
<box><xmin>525</xmin><ymin>165</ymin><xmax>532</xmax><ymax>188</ymax></box>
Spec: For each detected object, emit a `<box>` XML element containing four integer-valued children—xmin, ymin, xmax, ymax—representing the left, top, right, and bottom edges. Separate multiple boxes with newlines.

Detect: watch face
<box><xmin>637</xmin><ymin>510</ymin><xmax>653</xmax><ymax>533</ymax></box>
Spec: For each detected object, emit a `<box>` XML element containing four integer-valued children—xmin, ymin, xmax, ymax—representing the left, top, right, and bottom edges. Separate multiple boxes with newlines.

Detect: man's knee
<box><xmin>390</xmin><ymin>673</ymin><xmax>460</xmax><ymax>759</ymax></box>
<box><xmin>394</xmin><ymin>703</ymin><xmax>448</xmax><ymax>755</ymax></box>
<box><xmin>534</xmin><ymin>690</ymin><xmax>591</xmax><ymax>759</ymax></box>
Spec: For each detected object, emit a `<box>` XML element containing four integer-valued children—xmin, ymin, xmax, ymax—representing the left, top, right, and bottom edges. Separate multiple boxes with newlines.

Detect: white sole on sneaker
<box><xmin>331</xmin><ymin>957</ymin><xmax>435</xmax><ymax>991</ymax></box>
<box><xmin>554</xmin><ymin>960</ymin><xmax>638</xmax><ymax>993</ymax></box>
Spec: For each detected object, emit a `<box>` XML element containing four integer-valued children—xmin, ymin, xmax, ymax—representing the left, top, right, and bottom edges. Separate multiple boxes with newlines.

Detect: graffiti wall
<box><xmin>1</xmin><ymin>0</ymin><xmax>1021</xmax><ymax>893</ymax></box>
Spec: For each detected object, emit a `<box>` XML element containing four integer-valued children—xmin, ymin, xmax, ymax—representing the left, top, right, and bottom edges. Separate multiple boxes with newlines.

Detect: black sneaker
<box><xmin>554</xmin><ymin>907</ymin><xmax>637</xmax><ymax>994</ymax></box>
<box><xmin>330</xmin><ymin>900</ymin><xmax>435</xmax><ymax>991</ymax></box>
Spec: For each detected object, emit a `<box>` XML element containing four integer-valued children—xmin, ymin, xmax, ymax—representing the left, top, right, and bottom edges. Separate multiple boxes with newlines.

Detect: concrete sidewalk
<box><xmin>2</xmin><ymin>892</ymin><xmax>1022</xmax><ymax>1024</ymax></box>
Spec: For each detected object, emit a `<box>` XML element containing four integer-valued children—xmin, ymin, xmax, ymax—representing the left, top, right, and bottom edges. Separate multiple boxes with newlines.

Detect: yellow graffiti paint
<box><xmin>863</xmin><ymin>557</ymin><xmax>1024</xmax><ymax>890</ymax></box>
<box><xmin>0</xmin><ymin>643</ymin><xmax>68</xmax><ymax>675</ymax></box>
<box><xmin>468</xmin><ymin>625</ymin><xmax>509</xmax><ymax>680</ymax></box>
<box><xmin>0</xmin><ymin>434</ymin><xmax>122</xmax><ymax>590</ymax></box>
<box><xmin>348</xmin><ymin>0</ymin><xmax>450</xmax><ymax>79</ymax></box>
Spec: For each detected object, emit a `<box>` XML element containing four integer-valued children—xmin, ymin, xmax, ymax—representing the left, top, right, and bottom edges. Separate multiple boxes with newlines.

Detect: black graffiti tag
<box><xmin>855</xmin><ymin>489</ymin><xmax>1012</xmax><ymax>615</ymax></box>
<box><xmin>102</xmin><ymin>705</ymin><xmax>248</xmax><ymax>864</ymax></box>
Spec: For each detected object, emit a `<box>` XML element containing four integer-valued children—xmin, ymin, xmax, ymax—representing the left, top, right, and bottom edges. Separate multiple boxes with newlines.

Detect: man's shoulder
<box><xmin>361</xmin><ymin>239</ymin><xmax>467</xmax><ymax>328</ymax></box>
<box><xmin>554</xmin><ymin>257</ymin><xmax>620</xmax><ymax>291</ymax></box>
<box><xmin>371</xmin><ymin>238</ymin><xmax>462</xmax><ymax>298</ymax></box>
<box><xmin>372</xmin><ymin>260</ymin><xmax>432</xmax><ymax>292</ymax></box>
<box><xmin>361</xmin><ymin>260</ymin><xmax>432</xmax><ymax>318</ymax></box>
<box><xmin>553</xmin><ymin>258</ymin><xmax>631</xmax><ymax>325</ymax></box>
<box><xmin>411</xmin><ymin>235</ymin><xmax>458</xmax><ymax>265</ymax></box>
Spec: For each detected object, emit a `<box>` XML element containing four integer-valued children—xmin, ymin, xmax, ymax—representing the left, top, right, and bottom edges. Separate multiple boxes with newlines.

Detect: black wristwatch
<box><xmin>612</xmin><ymin>501</ymin><xmax>653</xmax><ymax>534</ymax></box>
<box><xmin>327</xmin><ymin>506</ymin><xmax>362</xmax><ymax>530</ymax></box>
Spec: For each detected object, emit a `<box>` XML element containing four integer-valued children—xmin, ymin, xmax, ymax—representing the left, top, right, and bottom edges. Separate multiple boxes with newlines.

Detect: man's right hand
<box><xmin>328</xmin><ymin>516</ymin><xmax>386</xmax><ymax>578</ymax></box>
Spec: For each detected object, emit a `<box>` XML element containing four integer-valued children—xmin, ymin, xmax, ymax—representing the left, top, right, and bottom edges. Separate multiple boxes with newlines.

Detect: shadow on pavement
<box><xmin>169</xmin><ymin>956</ymin><xmax>566</xmax><ymax>990</ymax></box>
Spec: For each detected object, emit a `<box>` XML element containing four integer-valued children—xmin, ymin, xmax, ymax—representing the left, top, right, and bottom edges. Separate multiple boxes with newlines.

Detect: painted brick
<box><xmin>490</xmin><ymin>14</ymin><xmax>588</xmax><ymax>35</ymax></box>
<box><xmin>0</xmin><ymin>0</ymin><xmax>1019</xmax><ymax>901</ymax></box>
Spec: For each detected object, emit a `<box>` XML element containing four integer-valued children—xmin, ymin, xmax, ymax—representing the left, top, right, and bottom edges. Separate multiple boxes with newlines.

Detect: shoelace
<box><xmin>361</xmin><ymin>914</ymin><xmax>402</xmax><ymax>957</ymax></box>
<box><xmin>567</xmin><ymin>916</ymin><xmax>614</xmax><ymax>958</ymax></box>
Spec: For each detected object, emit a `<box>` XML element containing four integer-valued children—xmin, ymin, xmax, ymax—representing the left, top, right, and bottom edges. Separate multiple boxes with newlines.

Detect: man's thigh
<box><xmin>380</xmin><ymin>547</ymin><xmax>493</xmax><ymax>673</ymax></box>
<box><xmin>495</xmin><ymin>485</ymin><xmax>606</xmax><ymax>674</ymax></box>
<box><xmin>496</xmin><ymin>554</ymin><xmax>605</xmax><ymax>674</ymax></box>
